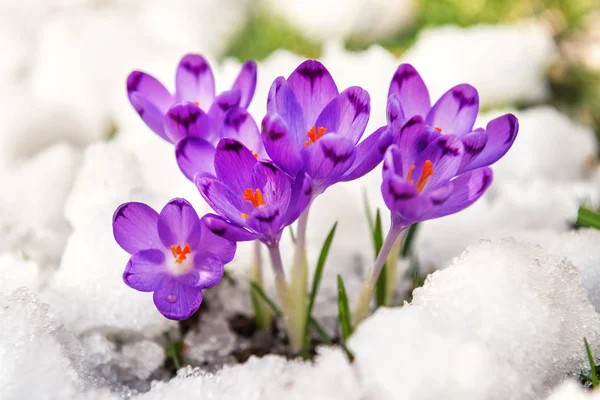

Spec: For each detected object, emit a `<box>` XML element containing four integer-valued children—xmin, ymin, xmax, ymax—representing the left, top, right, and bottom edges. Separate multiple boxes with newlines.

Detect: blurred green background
<box><xmin>226</xmin><ymin>0</ymin><xmax>599</xmax><ymax>148</ymax></box>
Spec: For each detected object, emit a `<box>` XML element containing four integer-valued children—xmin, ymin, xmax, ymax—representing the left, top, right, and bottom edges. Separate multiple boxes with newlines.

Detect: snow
<box><xmin>258</xmin><ymin>0</ymin><xmax>417</xmax><ymax>43</ymax></box>
<box><xmin>403</xmin><ymin>20</ymin><xmax>558</xmax><ymax>107</ymax></box>
<box><xmin>351</xmin><ymin>239</ymin><xmax>600</xmax><ymax>400</ymax></box>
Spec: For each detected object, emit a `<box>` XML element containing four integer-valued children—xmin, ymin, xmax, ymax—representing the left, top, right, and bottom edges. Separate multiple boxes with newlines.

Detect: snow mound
<box><xmin>351</xmin><ymin>239</ymin><xmax>600</xmax><ymax>400</ymax></box>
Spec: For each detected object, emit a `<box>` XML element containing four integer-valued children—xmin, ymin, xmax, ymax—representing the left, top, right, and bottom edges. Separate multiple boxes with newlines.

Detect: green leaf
<box><xmin>578</xmin><ymin>206</ymin><xmax>600</xmax><ymax>230</ymax></box>
<box><xmin>362</xmin><ymin>189</ymin><xmax>375</xmax><ymax>233</ymax></box>
<box><xmin>250</xmin><ymin>281</ymin><xmax>333</xmax><ymax>347</ymax></box>
<box><xmin>401</xmin><ymin>223</ymin><xmax>419</xmax><ymax>257</ymax></box>
<box><xmin>249</xmin><ymin>283</ymin><xmax>265</xmax><ymax>328</ymax></box>
<box><xmin>373</xmin><ymin>209</ymin><xmax>387</xmax><ymax>308</ymax></box>
<box><xmin>337</xmin><ymin>274</ymin><xmax>352</xmax><ymax>342</ymax></box>
<box><xmin>164</xmin><ymin>332</ymin><xmax>183</xmax><ymax>370</ymax></box>
<box><xmin>302</xmin><ymin>222</ymin><xmax>338</xmax><ymax>354</ymax></box>
<box><xmin>289</xmin><ymin>225</ymin><xmax>296</xmax><ymax>244</ymax></box>
<box><xmin>585</xmin><ymin>337</ymin><xmax>599</xmax><ymax>388</ymax></box>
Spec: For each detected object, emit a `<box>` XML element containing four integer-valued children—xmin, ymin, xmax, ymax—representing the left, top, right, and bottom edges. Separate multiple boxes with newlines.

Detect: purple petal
<box><xmin>207</xmin><ymin>89</ymin><xmax>242</xmax><ymax>130</ymax></box>
<box><xmin>388</xmin><ymin>64</ymin><xmax>431</xmax><ymax>120</ymax></box>
<box><xmin>175</xmin><ymin>54</ymin><xmax>215</xmax><ymax>111</ymax></box>
<box><xmin>175</xmin><ymin>137</ymin><xmax>216</xmax><ymax>181</ymax></box>
<box><xmin>214</xmin><ymin>138</ymin><xmax>258</xmax><ymax>195</ymax></box>
<box><xmin>221</xmin><ymin>107</ymin><xmax>265</xmax><ymax>158</ymax></box>
<box><xmin>127</xmin><ymin>70</ymin><xmax>174</xmax><ymax>141</ymax></box>
<box><xmin>232</xmin><ymin>60</ymin><xmax>257</xmax><ymax>108</ymax></box>
<box><xmin>301</xmin><ymin>134</ymin><xmax>356</xmax><ymax>191</ymax></box>
<box><xmin>426</xmin><ymin>167</ymin><xmax>493</xmax><ymax>219</ymax></box>
<box><xmin>392</xmin><ymin>116</ymin><xmax>439</xmax><ymax>175</ymax></box>
<box><xmin>157</xmin><ymin>198</ymin><xmax>202</xmax><ymax>249</ymax></box>
<box><xmin>153</xmin><ymin>277</ymin><xmax>203</xmax><ymax>320</ymax></box>
<box><xmin>191</xmin><ymin>252</ymin><xmax>224</xmax><ymax>289</ymax></box>
<box><xmin>315</xmin><ymin>87</ymin><xmax>370</xmax><ymax>144</ymax></box>
<box><xmin>341</xmin><ymin>126</ymin><xmax>392</xmax><ymax>182</ymax></box>
<box><xmin>261</xmin><ymin>113</ymin><xmax>304</xmax><ymax>177</ymax></box>
<box><xmin>198</xmin><ymin>215</ymin><xmax>237</xmax><ymax>263</ymax></box>
<box><xmin>425</xmin><ymin>84</ymin><xmax>479</xmax><ymax>136</ymax></box>
<box><xmin>127</xmin><ymin>71</ymin><xmax>173</xmax><ymax>114</ymax></box>
<box><xmin>164</xmin><ymin>102</ymin><xmax>216</xmax><ymax>144</ymax></box>
<box><xmin>246</xmin><ymin>204</ymin><xmax>283</xmax><ymax>243</ymax></box>
<box><xmin>123</xmin><ymin>249</ymin><xmax>166</xmax><ymax>292</ymax></box>
<box><xmin>253</xmin><ymin>161</ymin><xmax>291</xmax><ymax>206</ymax></box>
<box><xmin>195</xmin><ymin>177</ymin><xmax>248</xmax><ymax>226</ymax></box>
<box><xmin>113</xmin><ymin>202</ymin><xmax>162</xmax><ymax>254</ymax></box>
<box><xmin>463</xmin><ymin>114</ymin><xmax>519</xmax><ymax>172</ymax></box>
<box><xmin>268</xmin><ymin>78</ymin><xmax>306</xmax><ymax>141</ymax></box>
<box><xmin>457</xmin><ymin>129</ymin><xmax>487</xmax><ymax>174</ymax></box>
<box><xmin>386</xmin><ymin>93</ymin><xmax>406</xmax><ymax>128</ymax></box>
<box><xmin>282</xmin><ymin>172</ymin><xmax>313</xmax><ymax>226</ymax></box>
<box><xmin>382</xmin><ymin>144</ymin><xmax>404</xmax><ymax>179</ymax></box>
<box><xmin>287</xmin><ymin>60</ymin><xmax>339</xmax><ymax>127</ymax></box>
<box><xmin>202</xmin><ymin>214</ymin><xmax>258</xmax><ymax>242</ymax></box>
<box><xmin>414</xmin><ymin>135</ymin><xmax>464</xmax><ymax>190</ymax></box>
<box><xmin>381</xmin><ymin>173</ymin><xmax>432</xmax><ymax>222</ymax></box>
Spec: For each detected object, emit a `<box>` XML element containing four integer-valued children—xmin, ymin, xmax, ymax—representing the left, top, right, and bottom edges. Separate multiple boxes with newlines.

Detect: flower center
<box><xmin>242</xmin><ymin>188</ymin><xmax>265</xmax><ymax>219</ymax></box>
<box><xmin>170</xmin><ymin>243</ymin><xmax>191</xmax><ymax>263</ymax></box>
<box><xmin>304</xmin><ymin>126</ymin><xmax>327</xmax><ymax>147</ymax></box>
<box><xmin>406</xmin><ymin>160</ymin><xmax>434</xmax><ymax>193</ymax></box>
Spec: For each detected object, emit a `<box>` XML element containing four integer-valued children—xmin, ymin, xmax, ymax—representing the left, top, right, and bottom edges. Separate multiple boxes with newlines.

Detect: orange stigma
<box><xmin>243</xmin><ymin>188</ymin><xmax>265</xmax><ymax>208</ymax></box>
<box><xmin>304</xmin><ymin>126</ymin><xmax>327</xmax><ymax>147</ymax></box>
<box><xmin>170</xmin><ymin>243</ymin><xmax>191</xmax><ymax>263</ymax></box>
<box><xmin>193</xmin><ymin>101</ymin><xmax>200</xmax><ymax>106</ymax></box>
<box><xmin>434</xmin><ymin>127</ymin><xmax>442</xmax><ymax>132</ymax></box>
<box><xmin>406</xmin><ymin>160</ymin><xmax>434</xmax><ymax>193</ymax></box>
<box><xmin>250</xmin><ymin>150</ymin><xmax>259</xmax><ymax>159</ymax></box>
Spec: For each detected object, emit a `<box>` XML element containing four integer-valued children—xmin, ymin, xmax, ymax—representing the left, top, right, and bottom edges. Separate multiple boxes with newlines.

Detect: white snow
<box><xmin>351</xmin><ymin>239</ymin><xmax>600</xmax><ymax>400</ymax></box>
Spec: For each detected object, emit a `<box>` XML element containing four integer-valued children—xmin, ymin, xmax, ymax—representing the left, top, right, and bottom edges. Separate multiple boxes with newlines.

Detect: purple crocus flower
<box><xmin>261</xmin><ymin>60</ymin><xmax>391</xmax><ymax>195</ymax></box>
<box><xmin>127</xmin><ymin>53</ymin><xmax>257</xmax><ymax>145</ymax></box>
<box><xmin>173</xmin><ymin>105</ymin><xmax>266</xmax><ymax>181</ymax></box>
<box><xmin>113</xmin><ymin>198</ymin><xmax>236</xmax><ymax>320</ymax></box>
<box><xmin>381</xmin><ymin>117</ymin><xmax>493</xmax><ymax>228</ymax></box>
<box><xmin>386</xmin><ymin>63</ymin><xmax>518</xmax><ymax>174</ymax></box>
<box><xmin>194</xmin><ymin>138</ymin><xmax>312</xmax><ymax>247</ymax></box>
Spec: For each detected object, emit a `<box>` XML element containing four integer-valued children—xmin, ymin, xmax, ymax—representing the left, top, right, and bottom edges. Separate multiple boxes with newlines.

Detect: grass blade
<box><xmin>401</xmin><ymin>223</ymin><xmax>419</xmax><ymax>257</ymax></box>
<box><xmin>578</xmin><ymin>206</ymin><xmax>600</xmax><ymax>230</ymax></box>
<box><xmin>337</xmin><ymin>274</ymin><xmax>352</xmax><ymax>342</ymax></box>
<box><xmin>373</xmin><ymin>209</ymin><xmax>387</xmax><ymax>308</ymax></box>
<box><xmin>302</xmin><ymin>222</ymin><xmax>338</xmax><ymax>354</ymax></box>
<box><xmin>249</xmin><ymin>281</ymin><xmax>282</xmax><ymax>317</ymax></box>
<box><xmin>585</xmin><ymin>337</ymin><xmax>599</xmax><ymax>388</ymax></box>
<box><xmin>362</xmin><ymin>189</ymin><xmax>374</xmax><ymax>233</ymax></box>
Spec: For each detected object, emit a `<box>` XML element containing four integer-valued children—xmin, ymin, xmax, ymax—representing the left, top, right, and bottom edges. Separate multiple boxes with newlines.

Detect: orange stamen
<box><xmin>170</xmin><ymin>243</ymin><xmax>191</xmax><ymax>263</ymax></box>
<box><xmin>303</xmin><ymin>126</ymin><xmax>327</xmax><ymax>147</ymax></box>
<box><xmin>406</xmin><ymin>165</ymin><xmax>416</xmax><ymax>184</ymax></box>
<box><xmin>241</xmin><ymin>213</ymin><xmax>249</xmax><ymax>219</ymax></box>
<box><xmin>434</xmin><ymin>127</ymin><xmax>442</xmax><ymax>132</ymax></box>
<box><xmin>243</xmin><ymin>188</ymin><xmax>265</xmax><ymax>208</ymax></box>
<box><xmin>193</xmin><ymin>101</ymin><xmax>200</xmax><ymax>106</ymax></box>
<box><xmin>405</xmin><ymin>160</ymin><xmax>435</xmax><ymax>193</ymax></box>
<box><xmin>415</xmin><ymin>160</ymin><xmax>434</xmax><ymax>193</ymax></box>
<box><xmin>250</xmin><ymin>150</ymin><xmax>259</xmax><ymax>159</ymax></box>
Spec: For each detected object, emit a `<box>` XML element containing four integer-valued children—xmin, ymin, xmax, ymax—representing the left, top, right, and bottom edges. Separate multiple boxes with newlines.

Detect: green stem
<box><xmin>353</xmin><ymin>221</ymin><xmax>405</xmax><ymax>328</ymax></box>
<box><xmin>290</xmin><ymin>204</ymin><xmax>311</xmax><ymax>348</ymax></box>
<box><xmin>267</xmin><ymin>243</ymin><xmax>303</xmax><ymax>353</ymax></box>
<box><xmin>384</xmin><ymin>232</ymin><xmax>404</xmax><ymax>306</ymax></box>
<box><xmin>250</xmin><ymin>240</ymin><xmax>273</xmax><ymax>329</ymax></box>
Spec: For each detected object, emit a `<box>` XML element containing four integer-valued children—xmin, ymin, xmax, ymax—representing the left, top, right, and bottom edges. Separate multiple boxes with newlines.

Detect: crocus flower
<box><xmin>261</xmin><ymin>60</ymin><xmax>391</xmax><ymax>195</ymax></box>
<box><xmin>127</xmin><ymin>53</ymin><xmax>257</xmax><ymax>144</ymax></box>
<box><xmin>382</xmin><ymin>117</ymin><xmax>493</xmax><ymax>229</ymax></box>
<box><xmin>386</xmin><ymin>64</ymin><xmax>518</xmax><ymax>175</ymax></box>
<box><xmin>194</xmin><ymin>138</ymin><xmax>312</xmax><ymax>247</ymax></box>
<box><xmin>173</xmin><ymin>105</ymin><xmax>266</xmax><ymax>181</ymax></box>
<box><xmin>113</xmin><ymin>198</ymin><xmax>236</xmax><ymax>320</ymax></box>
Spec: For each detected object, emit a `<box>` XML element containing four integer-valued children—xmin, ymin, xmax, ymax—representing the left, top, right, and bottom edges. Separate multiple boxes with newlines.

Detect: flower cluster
<box><xmin>115</xmin><ymin>55</ymin><xmax>518</xmax><ymax>344</ymax></box>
